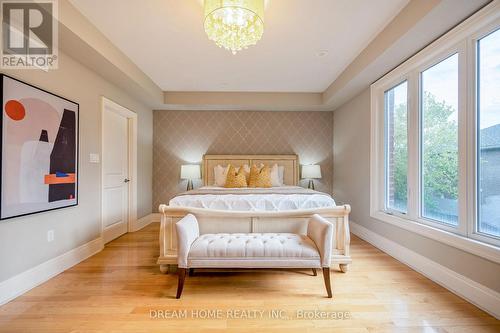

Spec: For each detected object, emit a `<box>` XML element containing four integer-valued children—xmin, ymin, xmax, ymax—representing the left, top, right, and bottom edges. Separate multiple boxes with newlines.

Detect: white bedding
<box><xmin>169</xmin><ymin>186</ymin><xmax>336</xmax><ymax>211</ymax></box>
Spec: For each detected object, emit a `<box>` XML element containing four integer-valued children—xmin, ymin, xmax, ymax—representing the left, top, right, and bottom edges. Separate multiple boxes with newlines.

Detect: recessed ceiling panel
<box><xmin>70</xmin><ymin>0</ymin><xmax>409</xmax><ymax>92</ymax></box>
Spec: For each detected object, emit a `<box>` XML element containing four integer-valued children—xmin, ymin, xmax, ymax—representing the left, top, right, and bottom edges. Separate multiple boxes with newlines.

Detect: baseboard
<box><xmin>131</xmin><ymin>213</ymin><xmax>158</xmax><ymax>232</ymax></box>
<box><xmin>151</xmin><ymin>213</ymin><xmax>161</xmax><ymax>223</ymax></box>
<box><xmin>350</xmin><ymin>221</ymin><xmax>500</xmax><ymax>319</ymax></box>
<box><xmin>0</xmin><ymin>212</ymin><xmax>158</xmax><ymax>305</ymax></box>
<box><xmin>0</xmin><ymin>237</ymin><xmax>103</xmax><ymax>306</ymax></box>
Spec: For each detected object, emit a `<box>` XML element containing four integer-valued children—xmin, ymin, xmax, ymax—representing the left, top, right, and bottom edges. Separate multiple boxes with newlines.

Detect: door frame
<box><xmin>100</xmin><ymin>97</ymin><xmax>137</xmax><ymax>237</ymax></box>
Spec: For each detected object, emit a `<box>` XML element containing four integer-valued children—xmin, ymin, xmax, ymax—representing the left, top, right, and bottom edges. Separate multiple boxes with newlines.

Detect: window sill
<box><xmin>370</xmin><ymin>210</ymin><xmax>500</xmax><ymax>264</ymax></box>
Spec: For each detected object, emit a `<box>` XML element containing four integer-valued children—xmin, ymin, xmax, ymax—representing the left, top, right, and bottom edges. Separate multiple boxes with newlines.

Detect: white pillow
<box><xmin>242</xmin><ymin>164</ymin><xmax>250</xmax><ymax>175</ymax></box>
<box><xmin>278</xmin><ymin>165</ymin><xmax>285</xmax><ymax>186</ymax></box>
<box><xmin>270</xmin><ymin>164</ymin><xmax>284</xmax><ymax>187</ymax></box>
<box><xmin>213</xmin><ymin>165</ymin><xmax>228</xmax><ymax>186</ymax></box>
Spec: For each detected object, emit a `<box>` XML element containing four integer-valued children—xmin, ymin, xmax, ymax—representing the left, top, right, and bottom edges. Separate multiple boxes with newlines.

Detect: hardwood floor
<box><xmin>0</xmin><ymin>223</ymin><xmax>498</xmax><ymax>333</ymax></box>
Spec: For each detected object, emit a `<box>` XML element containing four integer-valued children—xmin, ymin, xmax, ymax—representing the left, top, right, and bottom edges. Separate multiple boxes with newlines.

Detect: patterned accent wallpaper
<box><xmin>153</xmin><ymin>110</ymin><xmax>333</xmax><ymax>208</ymax></box>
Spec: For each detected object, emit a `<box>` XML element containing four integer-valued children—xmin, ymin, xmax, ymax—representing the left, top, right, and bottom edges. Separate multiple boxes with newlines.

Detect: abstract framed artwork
<box><xmin>0</xmin><ymin>74</ymin><xmax>78</xmax><ymax>220</ymax></box>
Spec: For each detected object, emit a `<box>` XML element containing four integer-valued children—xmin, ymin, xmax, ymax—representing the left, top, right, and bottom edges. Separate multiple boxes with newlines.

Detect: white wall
<box><xmin>0</xmin><ymin>51</ymin><xmax>153</xmax><ymax>282</ymax></box>
<box><xmin>333</xmin><ymin>88</ymin><xmax>500</xmax><ymax>292</ymax></box>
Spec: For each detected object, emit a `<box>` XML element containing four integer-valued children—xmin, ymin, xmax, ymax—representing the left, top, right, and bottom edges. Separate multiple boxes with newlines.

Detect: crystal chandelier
<box><xmin>204</xmin><ymin>0</ymin><xmax>264</xmax><ymax>54</ymax></box>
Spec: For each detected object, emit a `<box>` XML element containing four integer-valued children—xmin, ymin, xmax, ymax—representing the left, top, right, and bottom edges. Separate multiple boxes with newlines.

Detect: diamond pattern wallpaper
<box><xmin>153</xmin><ymin>110</ymin><xmax>333</xmax><ymax>209</ymax></box>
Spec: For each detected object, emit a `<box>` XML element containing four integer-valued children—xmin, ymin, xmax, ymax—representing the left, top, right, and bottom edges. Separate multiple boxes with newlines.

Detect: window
<box><xmin>477</xmin><ymin>28</ymin><xmax>500</xmax><ymax>238</ymax></box>
<box><xmin>385</xmin><ymin>81</ymin><xmax>408</xmax><ymax>213</ymax></box>
<box><xmin>370</xmin><ymin>3</ymin><xmax>500</xmax><ymax>260</ymax></box>
<box><xmin>421</xmin><ymin>54</ymin><xmax>459</xmax><ymax>225</ymax></box>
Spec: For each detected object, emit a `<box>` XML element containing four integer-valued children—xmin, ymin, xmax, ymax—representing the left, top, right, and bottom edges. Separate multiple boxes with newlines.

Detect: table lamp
<box><xmin>180</xmin><ymin>164</ymin><xmax>201</xmax><ymax>191</ymax></box>
<box><xmin>301</xmin><ymin>164</ymin><xmax>321</xmax><ymax>190</ymax></box>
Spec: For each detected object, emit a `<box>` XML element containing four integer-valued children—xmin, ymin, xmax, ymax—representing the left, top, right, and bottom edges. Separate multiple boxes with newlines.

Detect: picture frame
<box><xmin>0</xmin><ymin>74</ymin><xmax>79</xmax><ymax>220</ymax></box>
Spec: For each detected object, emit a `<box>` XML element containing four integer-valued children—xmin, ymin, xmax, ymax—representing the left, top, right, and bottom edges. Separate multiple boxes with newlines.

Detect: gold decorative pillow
<box><xmin>224</xmin><ymin>164</ymin><xmax>247</xmax><ymax>188</ymax></box>
<box><xmin>248</xmin><ymin>164</ymin><xmax>272</xmax><ymax>188</ymax></box>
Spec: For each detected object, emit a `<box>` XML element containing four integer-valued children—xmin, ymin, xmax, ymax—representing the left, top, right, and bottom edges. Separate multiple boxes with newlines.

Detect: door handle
<box><xmin>124</xmin><ymin>178</ymin><xmax>130</xmax><ymax>183</ymax></box>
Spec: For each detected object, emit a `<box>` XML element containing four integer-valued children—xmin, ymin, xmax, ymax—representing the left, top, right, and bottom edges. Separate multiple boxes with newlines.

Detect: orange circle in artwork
<box><xmin>5</xmin><ymin>100</ymin><xmax>26</xmax><ymax>121</ymax></box>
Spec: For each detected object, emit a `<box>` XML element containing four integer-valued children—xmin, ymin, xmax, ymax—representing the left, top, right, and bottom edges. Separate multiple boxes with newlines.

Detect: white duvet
<box><xmin>169</xmin><ymin>186</ymin><xmax>336</xmax><ymax>211</ymax></box>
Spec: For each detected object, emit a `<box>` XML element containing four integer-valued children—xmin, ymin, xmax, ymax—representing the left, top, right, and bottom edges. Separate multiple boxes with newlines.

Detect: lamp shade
<box><xmin>180</xmin><ymin>165</ymin><xmax>201</xmax><ymax>180</ymax></box>
<box><xmin>301</xmin><ymin>165</ymin><xmax>321</xmax><ymax>179</ymax></box>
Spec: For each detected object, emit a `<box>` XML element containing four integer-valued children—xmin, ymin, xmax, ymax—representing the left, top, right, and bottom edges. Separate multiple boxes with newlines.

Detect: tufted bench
<box><xmin>175</xmin><ymin>213</ymin><xmax>334</xmax><ymax>298</ymax></box>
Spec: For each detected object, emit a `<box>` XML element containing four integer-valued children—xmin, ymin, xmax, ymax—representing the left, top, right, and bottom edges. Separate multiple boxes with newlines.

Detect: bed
<box><xmin>169</xmin><ymin>186</ymin><xmax>337</xmax><ymax>211</ymax></box>
<box><xmin>158</xmin><ymin>154</ymin><xmax>351</xmax><ymax>273</ymax></box>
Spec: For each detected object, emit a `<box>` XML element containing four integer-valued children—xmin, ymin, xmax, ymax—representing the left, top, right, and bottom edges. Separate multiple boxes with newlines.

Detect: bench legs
<box><xmin>159</xmin><ymin>264</ymin><xmax>169</xmax><ymax>274</ymax></box>
<box><xmin>176</xmin><ymin>268</ymin><xmax>187</xmax><ymax>299</ymax></box>
<box><xmin>323</xmin><ymin>268</ymin><xmax>332</xmax><ymax>298</ymax></box>
<box><xmin>176</xmin><ymin>267</ymin><xmax>332</xmax><ymax>298</ymax></box>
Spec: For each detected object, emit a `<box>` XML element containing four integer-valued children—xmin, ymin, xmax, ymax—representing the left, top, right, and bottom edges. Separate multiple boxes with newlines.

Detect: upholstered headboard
<box><xmin>202</xmin><ymin>154</ymin><xmax>299</xmax><ymax>186</ymax></box>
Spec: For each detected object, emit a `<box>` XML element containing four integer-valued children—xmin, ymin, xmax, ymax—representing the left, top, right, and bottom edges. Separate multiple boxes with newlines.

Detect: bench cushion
<box><xmin>187</xmin><ymin>233</ymin><xmax>321</xmax><ymax>268</ymax></box>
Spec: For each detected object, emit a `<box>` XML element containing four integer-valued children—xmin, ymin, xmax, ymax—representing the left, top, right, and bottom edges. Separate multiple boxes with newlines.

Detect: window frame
<box><xmin>417</xmin><ymin>49</ymin><xmax>464</xmax><ymax>235</ymax></box>
<box><xmin>469</xmin><ymin>20</ymin><xmax>500</xmax><ymax>246</ymax></box>
<box><xmin>383</xmin><ymin>79</ymin><xmax>409</xmax><ymax>216</ymax></box>
<box><xmin>370</xmin><ymin>2</ymin><xmax>500</xmax><ymax>263</ymax></box>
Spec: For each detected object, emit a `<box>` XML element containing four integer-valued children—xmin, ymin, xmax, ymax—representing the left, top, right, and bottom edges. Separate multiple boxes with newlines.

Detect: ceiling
<box><xmin>69</xmin><ymin>0</ymin><xmax>408</xmax><ymax>93</ymax></box>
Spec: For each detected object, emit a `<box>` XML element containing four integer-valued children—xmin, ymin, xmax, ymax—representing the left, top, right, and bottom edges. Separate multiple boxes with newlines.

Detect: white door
<box><xmin>102</xmin><ymin>108</ymin><xmax>129</xmax><ymax>243</ymax></box>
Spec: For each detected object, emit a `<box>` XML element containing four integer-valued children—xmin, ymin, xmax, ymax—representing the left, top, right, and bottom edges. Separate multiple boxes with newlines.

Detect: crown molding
<box><xmin>61</xmin><ymin>0</ymin><xmax>490</xmax><ymax>111</ymax></box>
<box><xmin>58</xmin><ymin>1</ymin><xmax>164</xmax><ymax>108</ymax></box>
<box><xmin>324</xmin><ymin>0</ymin><xmax>491</xmax><ymax>111</ymax></box>
<box><xmin>163</xmin><ymin>91</ymin><xmax>328</xmax><ymax>111</ymax></box>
